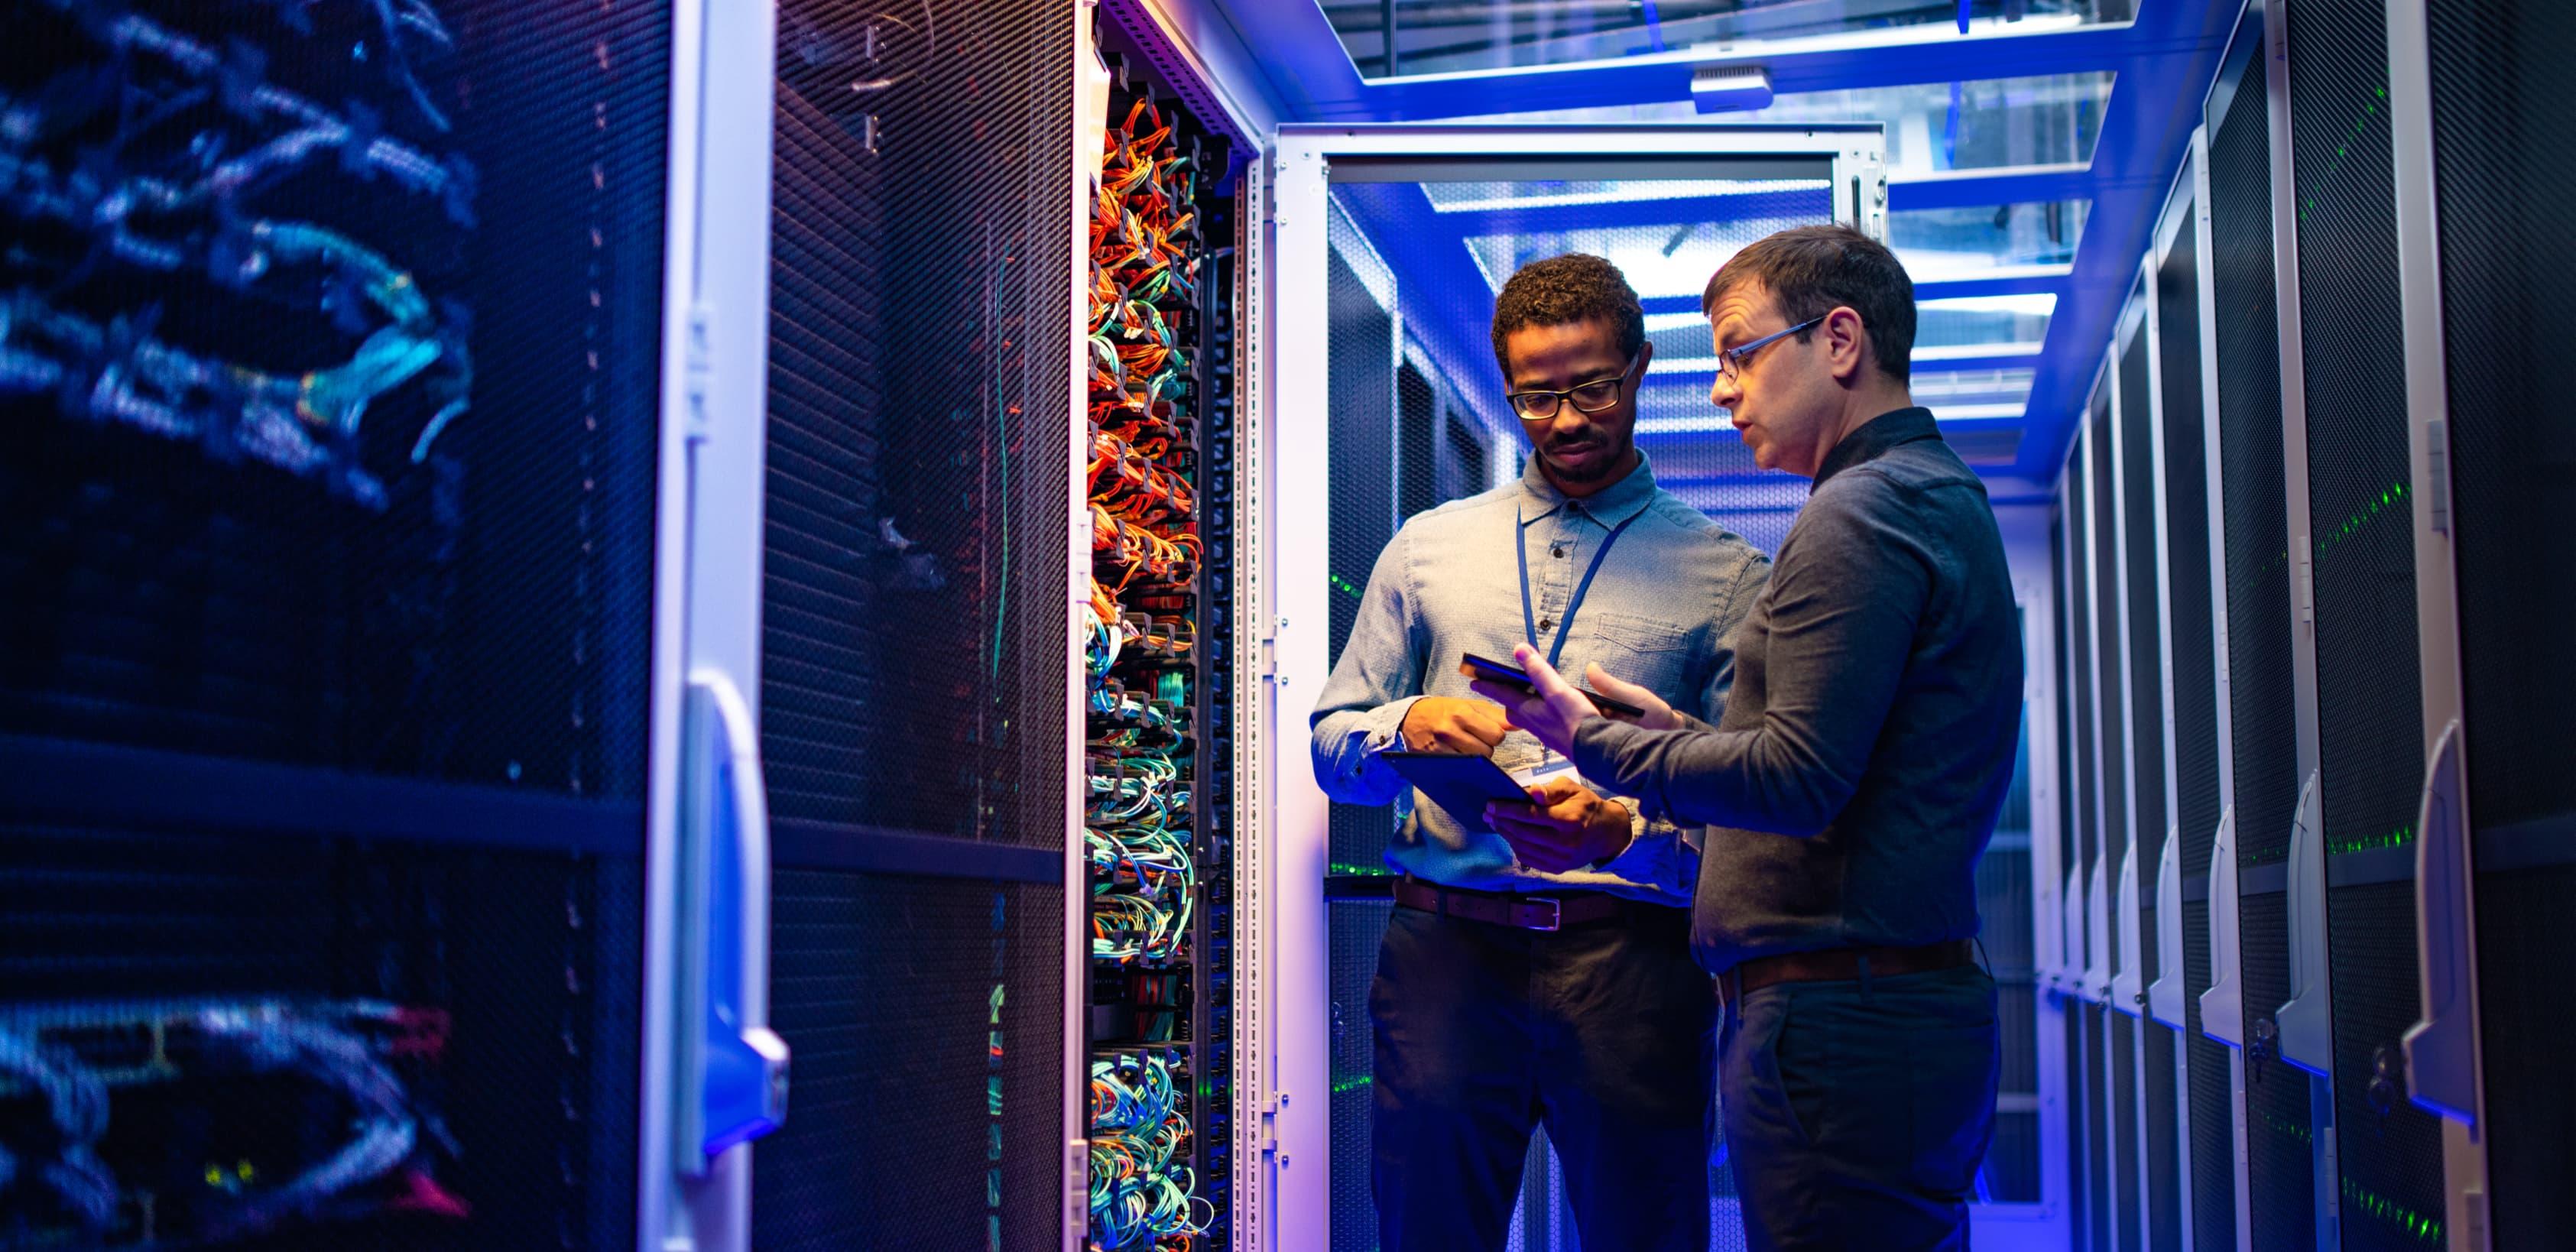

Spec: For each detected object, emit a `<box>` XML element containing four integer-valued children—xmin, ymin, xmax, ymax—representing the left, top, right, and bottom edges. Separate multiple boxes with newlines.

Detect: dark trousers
<box><xmin>1370</xmin><ymin>900</ymin><xmax>1715</xmax><ymax>1252</ymax></box>
<box><xmin>1719</xmin><ymin>962</ymin><xmax>2000</xmax><ymax>1251</ymax></box>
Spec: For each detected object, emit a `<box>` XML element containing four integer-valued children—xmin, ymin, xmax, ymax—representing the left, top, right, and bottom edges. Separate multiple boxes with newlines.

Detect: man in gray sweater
<box><xmin>1478</xmin><ymin>225</ymin><xmax>2023</xmax><ymax>1252</ymax></box>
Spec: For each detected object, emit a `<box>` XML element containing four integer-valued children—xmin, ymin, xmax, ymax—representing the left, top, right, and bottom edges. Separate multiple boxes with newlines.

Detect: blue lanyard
<box><xmin>1517</xmin><ymin>504</ymin><xmax>1640</xmax><ymax>671</ymax></box>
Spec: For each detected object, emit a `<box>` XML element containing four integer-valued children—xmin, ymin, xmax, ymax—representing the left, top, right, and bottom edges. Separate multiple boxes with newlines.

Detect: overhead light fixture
<box><xmin>1690</xmin><ymin>66</ymin><xmax>1773</xmax><ymax>114</ymax></box>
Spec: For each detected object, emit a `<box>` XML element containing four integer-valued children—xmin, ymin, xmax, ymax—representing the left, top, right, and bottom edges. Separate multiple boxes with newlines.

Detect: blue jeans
<box><xmin>1720</xmin><ymin>962</ymin><xmax>2000</xmax><ymax>1251</ymax></box>
<box><xmin>1371</xmin><ymin>901</ymin><xmax>1716</xmax><ymax>1252</ymax></box>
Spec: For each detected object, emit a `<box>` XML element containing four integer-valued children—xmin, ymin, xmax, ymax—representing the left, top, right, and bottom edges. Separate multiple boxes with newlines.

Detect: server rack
<box><xmin>2066</xmin><ymin>410</ymin><xmax>2107</xmax><ymax>1252</ymax></box>
<box><xmin>2113</xmin><ymin>283</ymin><xmax>2185</xmax><ymax>1252</ymax></box>
<box><xmin>2271</xmin><ymin>0</ymin><xmax>2462</xmax><ymax>1247</ymax></box>
<box><xmin>2090</xmin><ymin>373</ymin><xmax>2137</xmax><ymax>1252</ymax></box>
<box><xmin>0</xmin><ymin>0</ymin><xmax>785</xmax><ymax>1247</ymax></box>
<box><xmin>2388</xmin><ymin>1</ymin><xmax>2570</xmax><ymax>1246</ymax></box>
<box><xmin>2159</xmin><ymin>115</ymin><xmax>2241</xmax><ymax>1252</ymax></box>
<box><xmin>2122</xmin><ymin>255</ymin><xmax>2189</xmax><ymax>1252</ymax></box>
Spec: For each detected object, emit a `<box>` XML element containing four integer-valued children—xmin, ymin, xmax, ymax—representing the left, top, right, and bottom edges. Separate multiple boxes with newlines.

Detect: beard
<box><xmin>1542</xmin><ymin>433</ymin><xmax>1627</xmax><ymax>483</ymax></box>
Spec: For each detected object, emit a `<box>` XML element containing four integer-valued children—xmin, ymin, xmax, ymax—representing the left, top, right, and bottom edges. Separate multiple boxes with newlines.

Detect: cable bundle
<box><xmin>1085</xmin><ymin>86</ymin><xmax>1212</xmax><ymax>1248</ymax></box>
<box><xmin>1087</xmin><ymin>1053</ymin><xmax>1209</xmax><ymax>1250</ymax></box>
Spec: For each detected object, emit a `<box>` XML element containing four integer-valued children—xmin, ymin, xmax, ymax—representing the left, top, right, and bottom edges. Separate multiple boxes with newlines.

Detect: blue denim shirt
<box><xmin>1309</xmin><ymin>453</ymin><xmax>1771</xmax><ymax>905</ymax></box>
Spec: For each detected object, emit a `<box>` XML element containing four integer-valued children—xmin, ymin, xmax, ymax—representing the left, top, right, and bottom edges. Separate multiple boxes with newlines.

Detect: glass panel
<box><xmin>1327</xmin><ymin>0</ymin><xmax>2130</xmax><ymax>81</ymax></box>
<box><xmin>1891</xmin><ymin>200</ymin><xmax>2093</xmax><ymax>277</ymax></box>
<box><xmin>1918</xmin><ymin>294</ymin><xmax>2058</xmax><ymax>350</ymax></box>
<box><xmin>1449</xmin><ymin>72</ymin><xmax>2118</xmax><ymax>176</ymax></box>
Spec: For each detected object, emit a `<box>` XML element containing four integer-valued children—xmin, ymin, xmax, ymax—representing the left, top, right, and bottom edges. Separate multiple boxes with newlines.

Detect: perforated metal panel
<box><xmin>2159</xmin><ymin>215</ymin><xmax>2221</xmax><ymax>881</ymax></box>
<box><xmin>2145</xmin><ymin>1022</ymin><xmax>2182</xmax><ymax>1252</ymax></box>
<box><xmin>2208</xmin><ymin>44</ymin><xmax>2298</xmax><ymax>875</ymax></box>
<box><xmin>1329</xmin><ymin>900</ymin><xmax>1395</xmax><ymax>1252</ymax></box>
<box><xmin>760</xmin><ymin>0</ymin><xmax>1073</xmax><ymax>848</ymax></box>
<box><xmin>2284</xmin><ymin>2</ymin><xmax>2446</xmax><ymax>1240</ymax></box>
<box><xmin>0</xmin><ymin>2</ymin><xmax>661</xmax><ymax>1245</ymax></box>
<box><xmin>0</xmin><ymin>819</ymin><xmax>644</xmax><ymax>1248</ymax></box>
<box><xmin>2085</xmin><ymin>1007</ymin><xmax>2113</xmax><ymax>1252</ymax></box>
<box><xmin>1326</xmin><ymin>233</ymin><xmax>1403</xmax><ymax>877</ymax></box>
<box><xmin>754</xmin><ymin>872</ymin><xmax>1066</xmax><ymax>1251</ymax></box>
<box><xmin>2091</xmin><ymin>402</ymin><xmax>2129</xmax><ymax>896</ymax></box>
<box><xmin>2069</xmin><ymin>1008</ymin><xmax>2093</xmax><ymax>1245</ymax></box>
<box><xmin>2183</xmin><ymin>897</ymin><xmax>2237</xmax><ymax>1251</ymax></box>
<box><xmin>2119</xmin><ymin>328</ymin><xmax>2166</xmax><ymax>874</ymax></box>
<box><xmin>2111</xmin><ymin>1014</ymin><xmax>2140</xmax><ymax>1252</ymax></box>
<box><xmin>0</xmin><ymin>0</ymin><xmax>668</xmax><ymax>800</ymax></box>
<box><xmin>2241</xmin><ymin>892</ymin><xmax>2316</xmax><ymax>1250</ymax></box>
<box><xmin>2157</xmin><ymin>196</ymin><xmax>2237</xmax><ymax>1250</ymax></box>
<box><xmin>2054</xmin><ymin>513</ymin><xmax>2079</xmax><ymax>881</ymax></box>
<box><xmin>2422</xmin><ymin>4</ymin><xmax>2576</xmax><ymax>1244</ymax></box>
<box><xmin>2070</xmin><ymin>457</ymin><xmax>2100</xmax><ymax>880</ymax></box>
<box><xmin>2205</xmin><ymin>41</ymin><xmax>2313</xmax><ymax>1244</ymax></box>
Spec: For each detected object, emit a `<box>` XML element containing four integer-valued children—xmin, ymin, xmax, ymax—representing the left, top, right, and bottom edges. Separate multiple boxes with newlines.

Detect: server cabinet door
<box><xmin>740</xmin><ymin>2</ymin><xmax>1093</xmax><ymax>1249</ymax></box>
<box><xmin>2392</xmin><ymin>2</ymin><xmax>2575</xmax><ymax>1247</ymax></box>
<box><xmin>0</xmin><ymin>0</ymin><xmax>689</xmax><ymax>1247</ymax></box>
<box><xmin>2276</xmin><ymin>0</ymin><xmax>2458</xmax><ymax>1246</ymax></box>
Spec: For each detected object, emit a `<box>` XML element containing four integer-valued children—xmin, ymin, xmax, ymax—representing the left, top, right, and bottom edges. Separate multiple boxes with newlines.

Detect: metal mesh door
<box><xmin>2206</xmin><ymin>40</ymin><xmax>2314</xmax><ymax>1248</ymax></box>
<box><xmin>0</xmin><ymin>0</ymin><xmax>664</xmax><ymax>1244</ymax></box>
<box><xmin>2065</xmin><ymin>440</ymin><xmax>2104</xmax><ymax>1249</ymax></box>
<box><xmin>2154</xmin><ymin>196</ymin><xmax>2237</xmax><ymax>1251</ymax></box>
<box><xmin>2090</xmin><ymin>395</ymin><xmax>2139</xmax><ymax>1252</ymax></box>
<box><xmin>2284</xmin><ymin>0</ymin><xmax>2448</xmax><ymax>1242</ymax></box>
<box><xmin>754</xmin><ymin>873</ymin><xmax>1066</xmax><ymax>1250</ymax></box>
<box><xmin>2118</xmin><ymin>322</ymin><xmax>2180</xmax><ymax>1252</ymax></box>
<box><xmin>762</xmin><ymin>0</ymin><xmax>1074</xmax><ymax>850</ymax></box>
<box><xmin>751</xmin><ymin>1</ymin><xmax>1078</xmax><ymax>1246</ymax></box>
<box><xmin>2422</xmin><ymin>3</ymin><xmax>2576</xmax><ymax>1244</ymax></box>
<box><xmin>0</xmin><ymin>0</ymin><xmax>666</xmax><ymax>801</ymax></box>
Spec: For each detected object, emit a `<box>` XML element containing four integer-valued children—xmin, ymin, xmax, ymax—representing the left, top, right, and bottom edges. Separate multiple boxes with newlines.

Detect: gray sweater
<box><xmin>1571</xmin><ymin>408</ymin><xmax>2023</xmax><ymax>974</ymax></box>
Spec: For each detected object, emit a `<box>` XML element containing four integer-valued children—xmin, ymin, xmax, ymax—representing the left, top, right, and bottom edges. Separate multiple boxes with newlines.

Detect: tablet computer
<box><xmin>1381</xmin><ymin>749</ymin><xmax>1533</xmax><ymax>835</ymax></box>
<box><xmin>1458</xmin><ymin>651</ymin><xmax>1647</xmax><ymax>720</ymax></box>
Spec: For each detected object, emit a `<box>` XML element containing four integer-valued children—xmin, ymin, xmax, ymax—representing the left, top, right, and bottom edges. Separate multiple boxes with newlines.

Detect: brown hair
<box><xmin>1702</xmin><ymin>224</ymin><xmax>1916</xmax><ymax>383</ymax></box>
<box><xmin>1490</xmin><ymin>253</ymin><xmax>1645</xmax><ymax>379</ymax></box>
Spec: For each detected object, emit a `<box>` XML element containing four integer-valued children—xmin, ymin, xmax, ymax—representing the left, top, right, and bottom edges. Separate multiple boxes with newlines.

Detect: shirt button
<box><xmin>1538</xmin><ymin>618</ymin><xmax>1555</xmax><ymax>633</ymax></box>
<box><xmin>1552</xmin><ymin>546</ymin><xmax>1565</xmax><ymax>559</ymax></box>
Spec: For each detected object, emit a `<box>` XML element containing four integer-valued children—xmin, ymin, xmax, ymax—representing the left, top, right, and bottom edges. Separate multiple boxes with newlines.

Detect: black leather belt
<box><xmin>1393</xmin><ymin>877</ymin><xmax>1627</xmax><ymax>933</ymax></box>
<box><xmin>1718</xmin><ymin>939</ymin><xmax>1976</xmax><ymax>1003</ymax></box>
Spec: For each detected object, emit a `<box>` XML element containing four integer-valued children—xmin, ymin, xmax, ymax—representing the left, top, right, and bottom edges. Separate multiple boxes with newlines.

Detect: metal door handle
<box><xmin>676</xmin><ymin>671</ymin><xmax>790</xmax><ymax>1176</ymax></box>
<box><xmin>2110</xmin><ymin>840</ymin><xmax>2145</xmax><ymax>1017</ymax></box>
<box><xmin>2199</xmin><ymin>806</ymin><xmax>2245</xmax><ymax>1048</ymax></box>
<box><xmin>2275</xmin><ymin>771</ymin><xmax>2333</xmax><ymax>1076</ymax></box>
<box><xmin>2147</xmin><ymin>823</ymin><xmax>2187</xmax><ymax>1030</ymax></box>
<box><xmin>2402</xmin><ymin>722</ymin><xmax>2479</xmax><ymax>1126</ymax></box>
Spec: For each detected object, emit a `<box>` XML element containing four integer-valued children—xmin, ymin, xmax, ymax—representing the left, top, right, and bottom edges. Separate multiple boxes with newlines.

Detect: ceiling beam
<box><xmin>1207</xmin><ymin>2</ymin><xmax>2201</xmax><ymax>122</ymax></box>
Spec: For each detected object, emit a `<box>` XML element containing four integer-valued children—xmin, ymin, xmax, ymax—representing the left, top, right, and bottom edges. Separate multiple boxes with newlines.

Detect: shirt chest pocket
<box><xmin>1584</xmin><ymin>610</ymin><xmax>1695</xmax><ymax>702</ymax></box>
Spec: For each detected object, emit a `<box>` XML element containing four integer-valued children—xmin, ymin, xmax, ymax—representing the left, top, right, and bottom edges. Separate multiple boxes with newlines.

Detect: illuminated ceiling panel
<box><xmin>1442</xmin><ymin>72</ymin><xmax>2117</xmax><ymax>176</ymax></box>
<box><xmin>1322</xmin><ymin>0</ymin><xmax>2133</xmax><ymax>79</ymax></box>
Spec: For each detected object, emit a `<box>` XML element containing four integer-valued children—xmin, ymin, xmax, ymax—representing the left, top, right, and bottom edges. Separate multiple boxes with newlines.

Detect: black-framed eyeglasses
<box><xmin>1718</xmin><ymin>315</ymin><xmax>1826</xmax><ymax>381</ymax></box>
<box><xmin>1507</xmin><ymin>353</ymin><xmax>1640</xmax><ymax>420</ymax></box>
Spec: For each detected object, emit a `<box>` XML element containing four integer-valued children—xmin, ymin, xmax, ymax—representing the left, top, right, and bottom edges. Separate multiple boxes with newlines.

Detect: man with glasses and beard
<box><xmin>1311</xmin><ymin>253</ymin><xmax>1769</xmax><ymax>1250</ymax></box>
<box><xmin>1479</xmin><ymin>225</ymin><xmax>2020</xmax><ymax>1252</ymax></box>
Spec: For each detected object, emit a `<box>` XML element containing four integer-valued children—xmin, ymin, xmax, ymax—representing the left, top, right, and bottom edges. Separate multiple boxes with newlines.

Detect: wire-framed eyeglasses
<box><xmin>1507</xmin><ymin>353</ymin><xmax>1641</xmax><ymax>420</ymax></box>
<box><xmin>1718</xmin><ymin>315</ymin><xmax>1826</xmax><ymax>381</ymax></box>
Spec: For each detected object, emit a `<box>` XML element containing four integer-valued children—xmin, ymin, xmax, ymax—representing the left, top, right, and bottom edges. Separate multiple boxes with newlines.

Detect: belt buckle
<box><xmin>1518</xmin><ymin>897</ymin><xmax>1562</xmax><ymax>933</ymax></box>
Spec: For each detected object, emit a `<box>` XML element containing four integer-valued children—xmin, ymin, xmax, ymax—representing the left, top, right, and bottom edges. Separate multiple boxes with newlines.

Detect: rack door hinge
<box><xmin>2425</xmin><ymin>418</ymin><xmax>2451</xmax><ymax>536</ymax></box>
<box><xmin>684</xmin><ymin>302</ymin><xmax>715</xmax><ymax>443</ymax></box>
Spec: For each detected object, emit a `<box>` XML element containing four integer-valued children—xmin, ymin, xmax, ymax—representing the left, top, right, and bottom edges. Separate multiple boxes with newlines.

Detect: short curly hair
<box><xmin>1489</xmin><ymin>253</ymin><xmax>1646</xmax><ymax>380</ymax></box>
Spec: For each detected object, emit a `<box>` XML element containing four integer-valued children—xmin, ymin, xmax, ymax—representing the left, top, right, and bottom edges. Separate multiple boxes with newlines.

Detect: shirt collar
<box><xmin>1517</xmin><ymin>450</ymin><xmax>1659</xmax><ymax>529</ymax></box>
<box><xmin>1813</xmin><ymin>407</ymin><xmax>1943</xmax><ymax>488</ymax></box>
